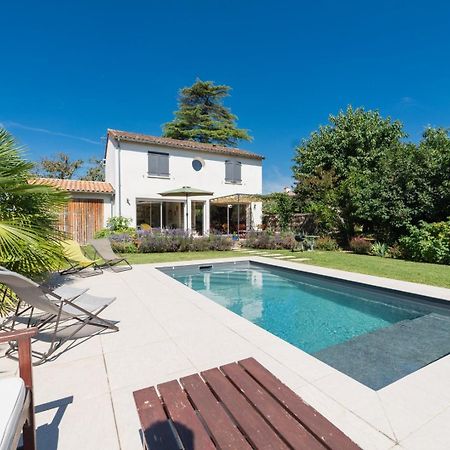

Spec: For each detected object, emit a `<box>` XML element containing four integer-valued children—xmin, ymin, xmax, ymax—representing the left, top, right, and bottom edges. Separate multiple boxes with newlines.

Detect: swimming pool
<box><xmin>159</xmin><ymin>260</ymin><xmax>450</xmax><ymax>388</ymax></box>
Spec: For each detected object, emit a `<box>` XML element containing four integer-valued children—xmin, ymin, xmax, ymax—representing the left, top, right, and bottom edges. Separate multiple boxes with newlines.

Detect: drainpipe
<box><xmin>117</xmin><ymin>139</ymin><xmax>122</xmax><ymax>217</ymax></box>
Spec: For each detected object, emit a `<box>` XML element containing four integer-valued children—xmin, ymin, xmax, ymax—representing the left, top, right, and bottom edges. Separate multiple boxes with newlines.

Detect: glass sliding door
<box><xmin>191</xmin><ymin>201</ymin><xmax>204</xmax><ymax>235</ymax></box>
<box><xmin>164</xmin><ymin>202</ymin><xmax>184</xmax><ymax>229</ymax></box>
<box><xmin>136</xmin><ymin>200</ymin><xmax>184</xmax><ymax>230</ymax></box>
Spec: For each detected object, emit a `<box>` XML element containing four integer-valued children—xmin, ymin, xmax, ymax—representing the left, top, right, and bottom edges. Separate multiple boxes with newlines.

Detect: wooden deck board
<box><xmin>238</xmin><ymin>357</ymin><xmax>361</xmax><ymax>450</ymax></box>
<box><xmin>132</xmin><ymin>387</ymin><xmax>179</xmax><ymax>450</ymax></box>
<box><xmin>180</xmin><ymin>373</ymin><xmax>252</xmax><ymax>449</ymax></box>
<box><xmin>157</xmin><ymin>380</ymin><xmax>215</xmax><ymax>450</ymax></box>
<box><xmin>133</xmin><ymin>358</ymin><xmax>361</xmax><ymax>450</ymax></box>
<box><xmin>201</xmin><ymin>367</ymin><xmax>289</xmax><ymax>450</ymax></box>
<box><xmin>221</xmin><ymin>362</ymin><xmax>326</xmax><ymax>450</ymax></box>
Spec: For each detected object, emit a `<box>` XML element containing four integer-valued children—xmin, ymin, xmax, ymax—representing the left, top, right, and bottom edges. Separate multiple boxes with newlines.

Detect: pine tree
<box><xmin>163</xmin><ymin>79</ymin><xmax>252</xmax><ymax>146</ymax></box>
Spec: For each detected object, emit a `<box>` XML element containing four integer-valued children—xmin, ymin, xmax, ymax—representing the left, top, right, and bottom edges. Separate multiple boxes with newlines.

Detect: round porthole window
<box><xmin>192</xmin><ymin>158</ymin><xmax>204</xmax><ymax>171</ymax></box>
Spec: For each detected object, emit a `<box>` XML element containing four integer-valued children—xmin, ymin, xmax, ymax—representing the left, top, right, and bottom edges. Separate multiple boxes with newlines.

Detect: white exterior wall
<box><xmin>105</xmin><ymin>138</ymin><xmax>263</xmax><ymax>228</ymax></box>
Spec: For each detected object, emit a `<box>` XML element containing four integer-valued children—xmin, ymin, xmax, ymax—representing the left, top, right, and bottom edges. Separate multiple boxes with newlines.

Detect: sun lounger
<box><xmin>88</xmin><ymin>238</ymin><xmax>132</xmax><ymax>272</ymax></box>
<box><xmin>0</xmin><ymin>271</ymin><xmax>118</xmax><ymax>364</ymax></box>
<box><xmin>0</xmin><ymin>327</ymin><xmax>37</xmax><ymax>450</ymax></box>
<box><xmin>60</xmin><ymin>239</ymin><xmax>103</xmax><ymax>276</ymax></box>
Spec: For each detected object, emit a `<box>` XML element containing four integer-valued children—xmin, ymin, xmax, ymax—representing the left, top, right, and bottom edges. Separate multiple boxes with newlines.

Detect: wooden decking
<box><xmin>133</xmin><ymin>358</ymin><xmax>361</xmax><ymax>450</ymax></box>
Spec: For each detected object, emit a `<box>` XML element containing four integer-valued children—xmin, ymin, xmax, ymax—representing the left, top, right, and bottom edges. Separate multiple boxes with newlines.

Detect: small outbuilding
<box><xmin>30</xmin><ymin>178</ymin><xmax>114</xmax><ymax>243</ymax></box>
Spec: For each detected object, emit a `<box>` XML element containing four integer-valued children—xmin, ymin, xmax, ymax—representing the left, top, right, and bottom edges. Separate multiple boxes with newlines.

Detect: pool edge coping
<box><xmin>145</xmin><ymin>256</ymin><xmax>450</xmax><ymax>446</ymax></box>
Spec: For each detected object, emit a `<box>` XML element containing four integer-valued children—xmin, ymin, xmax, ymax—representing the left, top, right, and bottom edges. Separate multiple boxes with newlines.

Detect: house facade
<box><xmin>104</xmin><ymin>129</ymin><xmax>264</xmax><ymax>234</ymax></box>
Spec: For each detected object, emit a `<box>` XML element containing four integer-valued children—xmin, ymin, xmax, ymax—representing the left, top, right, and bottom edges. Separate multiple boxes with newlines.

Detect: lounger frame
<box><xmin>0</xmin><ymin>272</ymin><xmax>118</xmax><ymax>365</ymax></box>
<box><xmin>0</xmin><ymin>327</ymin><xmax>37</xmax><ymax>450</ymax></box>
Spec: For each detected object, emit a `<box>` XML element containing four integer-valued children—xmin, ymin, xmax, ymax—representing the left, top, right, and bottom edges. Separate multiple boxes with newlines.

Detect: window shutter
<box><xmin>234</xmin><ymin>161</ymin><xmax>242</xmax><ymax>183</ymax></box>
<box><xmin>148</xmin><ymin>152</ymin><xmax>169</xmax><ymax>176</ymax></box>
<box><xmin>148</xmin><ymin>152</ymin><xmax>158</xmax><ymax>175</ymax></box>
<box><xmin>159</xmin><ymin>153</ymin><xmax>169</xmax><ymax>176</ymax></box>
<box><xmin>225</xmin><ymin>160</ymin><xmax>233</xmax><ymax>182</ymax></box>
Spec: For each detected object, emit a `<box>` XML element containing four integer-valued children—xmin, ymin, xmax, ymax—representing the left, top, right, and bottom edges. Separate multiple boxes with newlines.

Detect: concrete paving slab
<box><xmin>1</xmin><ymin>257</ymin><xmax>449</xmax><ymax>449</ymax></box>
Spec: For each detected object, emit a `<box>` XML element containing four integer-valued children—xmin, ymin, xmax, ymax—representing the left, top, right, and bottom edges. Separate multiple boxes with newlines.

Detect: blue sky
<box><xmin>2</xmin><ymin>1</ymin><xmax>450</xmax><ymax>192</ymax></box>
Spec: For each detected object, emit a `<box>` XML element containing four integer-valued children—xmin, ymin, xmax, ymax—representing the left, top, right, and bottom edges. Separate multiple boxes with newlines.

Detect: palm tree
<box><xmin>0</xmin><ymin>128</ymin><xmax>69</xmax><ymax>314</ymax></box>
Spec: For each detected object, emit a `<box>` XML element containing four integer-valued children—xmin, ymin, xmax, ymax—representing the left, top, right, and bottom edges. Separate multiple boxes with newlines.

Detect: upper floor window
<box><xmin>148</xmin><ymin>151</ymin><xmax>169</xmax><ymax>177</ymax></box>
<box><xmin>225</xmin><ymin>160</ymin><xmax>242</xmax><ymax>184</ymax></box>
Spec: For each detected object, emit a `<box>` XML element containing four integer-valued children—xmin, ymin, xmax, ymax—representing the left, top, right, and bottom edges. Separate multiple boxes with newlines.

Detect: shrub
<box><xmin>107</xmin><ymin>216</ymin><xmax>131</xmax><ymax>231</ymax></box>
<box><xmin>371</xmin><ymin>242</ymin><xmax>389</xmax><ymax>257</ymax></box>
<box><xmin>388</xmin><ymin>244</ymin><xmax>402</xmax><ymax>259</ymax></box>
<box><xmin>246</xmin><ymin>230</ymin><xmax>273</xmax><ymax>249</ymax></box>
<box><xmin>94</xmin><ymin>228</ymin><xmax>111</xmax><ymax>238</ymax></box>
<box><xmin>349</xmin><ymin>237</ymin><xmax>372</xmax><ymax>254</ymax></box>
<box><xmin>245</xmin><ymin>231</ymin><xmax>295</xmax><ymax>250</ymax></box>
<box><xmin>136</xmin><ymin>229</ymin><xmax>232</xmax><ymax>253</ymax></box>
<box><xmin>138</xmin><ymin>229</ymin><xmax>185</xmax><ymax>253</ymax></box>
<box><xmin>95</xmin><ymin>216</ymin><xmax>135</xmax><ymax>239</ymax></box>
<box><xmin>399</xmin><ymin>220</ymin><xmax>450</xmax><ymax>264</ymax></box>
<box><xmin>109</xmin><ymin>232</ymin><xmax>137</xmax><ymax>253</ymax></box>
<box><xmin>205</xmin><ymin>234</ymin><xmax>233</xmax><ymax>251</ymax></box>
<box><xmin>315</xmin><ymin>236</ymin><xmax>339</xmax><ymax>251</ymax></box>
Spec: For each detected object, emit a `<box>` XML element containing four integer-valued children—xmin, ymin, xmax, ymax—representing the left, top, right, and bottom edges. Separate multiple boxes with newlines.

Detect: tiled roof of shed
<box><xmin>29</xmin><ymin>178</ymin><xmax>114</xmax><ymax>194</ymax></box>
<box><xmin>107</xmin><ymin>129</ymin><xmax>264</xmax><ymax>160</ymax></box>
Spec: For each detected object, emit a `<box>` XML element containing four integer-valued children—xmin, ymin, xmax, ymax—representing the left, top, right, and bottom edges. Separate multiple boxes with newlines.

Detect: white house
<box><xmin>104</xmin><ymin>129</ymin><xmax>264</xmax><ymax>234</ymax></box>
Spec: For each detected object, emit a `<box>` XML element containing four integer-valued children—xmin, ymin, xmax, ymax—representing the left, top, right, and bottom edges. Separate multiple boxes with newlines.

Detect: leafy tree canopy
<box><xmin>263</xmin><ymin>193</ymin><xmax>295</xmax><ymax>231</ymax></box>
<box><xmin>293</xmin><ymin>106</ymin><xmax>450</xmax><ymax>243</ymax></box>
<box><xmin>81</xmin><ymin>157</ymin><xmax>105</xmax><ymax>181</ymax></box>
<box><xmin>163</xmin><ymin>79</ymin><xmax>252</xmax><ymax>147</ymax></box>
<box><xmin>294</xmin><ymin>106</ymin><xmax>405</xmax><ymax>178</ymax></box>
<box><xmin>38</xmin><ymin>152</ymin><xmax>83</xmax><ymax>179</ymax></box>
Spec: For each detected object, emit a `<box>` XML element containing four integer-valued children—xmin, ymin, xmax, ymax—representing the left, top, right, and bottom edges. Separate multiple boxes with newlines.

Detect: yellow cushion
<box><xmin>61</xmin><ymin>240</ymin><xmax>99</xmax><ymax>266</ymax></box>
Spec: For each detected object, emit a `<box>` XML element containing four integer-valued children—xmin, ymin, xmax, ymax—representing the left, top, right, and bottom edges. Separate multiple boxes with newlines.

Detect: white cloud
<box><xmin>398</xmin><ymin>96</ymin><xmax>417</xmax><ymax>107</ymax></box>
<box><xmin>263</xmin><ymin>166</ymin><xmax>293</xmax><ymax>194</ymax></box>
<box><xmin>1</xmin><ymin>121</ymin><xmax>101</xmax><ymax>145</ymax></box>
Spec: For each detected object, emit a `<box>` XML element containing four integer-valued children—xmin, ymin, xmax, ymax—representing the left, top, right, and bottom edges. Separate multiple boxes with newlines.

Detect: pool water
<box><xmin>159</xmin><ymin>261</ymin><xmax>447</xmax><ymax>354</ymax></box>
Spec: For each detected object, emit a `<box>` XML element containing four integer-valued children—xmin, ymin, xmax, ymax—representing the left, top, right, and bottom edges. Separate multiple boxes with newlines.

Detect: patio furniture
<box><xmin>293</xmin><ymin>234</ymin><xmax>318</xmax><ymax>252</ymax></box>
<box><xmin>0</xmin><ymin>270</ymin><xmax>118</xmax><ymax>364</ymax></box>
<box><xmin>88</xmin><ymin>238</ymin><xmax>132</xmax><ymax>272</ymax></box>
<box><xmin>133</xmin><ymin>357</ymin><xmax>360</xmax><ymax>450</ymax></box>
<box><xmin>0</xmin><ymin>327</ymin><xmax>37</xmax><ymax>450</ymax></box>
<box><xmin>59</xmin><ymin>239</ymin><xmax>103</xmax><ymax>276</ymax></box>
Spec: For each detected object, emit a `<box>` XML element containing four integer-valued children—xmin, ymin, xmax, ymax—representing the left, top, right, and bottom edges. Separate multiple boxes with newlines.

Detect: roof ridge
<box><xmin>107</xmin><ymin>129</ymin><xmax>264</xmax><ymax>160</ymax></box>
<box><xmin>29</xmin><ymin>178</ymin><xmax>114</xmax><ymax>194</ymax></box>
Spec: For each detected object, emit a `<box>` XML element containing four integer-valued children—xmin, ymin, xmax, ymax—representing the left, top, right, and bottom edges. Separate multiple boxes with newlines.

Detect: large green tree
<box><xmin>293</xmin><ymin>107</ymin><xmax>450</xmax><ymax>243</ymax></box>
<box><xmin>38</xmin><ymin>151</ymin><xmax>83</xmax><ymax>179</ymax></box>
<box><xmin>163</xmin><ymin>79</ymin><xmax>252</xmax><ymax>146</ymax></box>
<box><xmin>263</xmin><ymin>193</ymin><xmax>295</xmax><ymax>231</ymax></box>
<box><xmin>418</xmin><ymin>127</ymin><xmax>450</xmax><ymax>221</ymax></box>
<box><xmin>347</xmin><ymin>129</ymin><xmax>450</xmax><ymax>241</ymax></box>
<box><xmin>293</xmin><ymin>106</ymin><xmax>405</xmax><ymax>241</ymax></box>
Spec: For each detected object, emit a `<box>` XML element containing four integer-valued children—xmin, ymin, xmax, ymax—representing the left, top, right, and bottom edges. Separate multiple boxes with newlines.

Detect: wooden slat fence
<box><xmin>59</xmin><ymin>199</ymin><xmax>104</xmax><ymax>244</ymax></box>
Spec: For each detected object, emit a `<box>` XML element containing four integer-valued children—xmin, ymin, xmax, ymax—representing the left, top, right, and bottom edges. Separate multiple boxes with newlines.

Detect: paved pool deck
<box><xmin>1</xmin><ymin>256</ymin><xmax>450</xmax><ymax>449</ymax></box>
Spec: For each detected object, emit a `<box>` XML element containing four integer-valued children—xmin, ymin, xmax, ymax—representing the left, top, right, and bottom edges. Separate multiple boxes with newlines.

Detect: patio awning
<box><xmin>158</xmin><ymin>186</ymin><xmax>214</xmax><ymax>197</ymax></box>
<box><xmin>210</xmin><ymin>193</ymin><xmax>263</xmax><ymax>205</ymax></box>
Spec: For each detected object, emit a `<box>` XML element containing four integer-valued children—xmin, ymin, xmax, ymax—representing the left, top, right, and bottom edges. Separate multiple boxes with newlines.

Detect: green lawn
<box><xmin>118</xmin><ymin>249</ymin><xmax>450</xmax><ymax>288</ymax></box>
<box><xmin>123</xmin><ymin>250</ymin><xmax>252</xmax><ymax>265</ymax></box>
<box><xmin>256</xmin><ymin>249</ymin><xmax>450</xmax><ymax>288</ymax></box>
